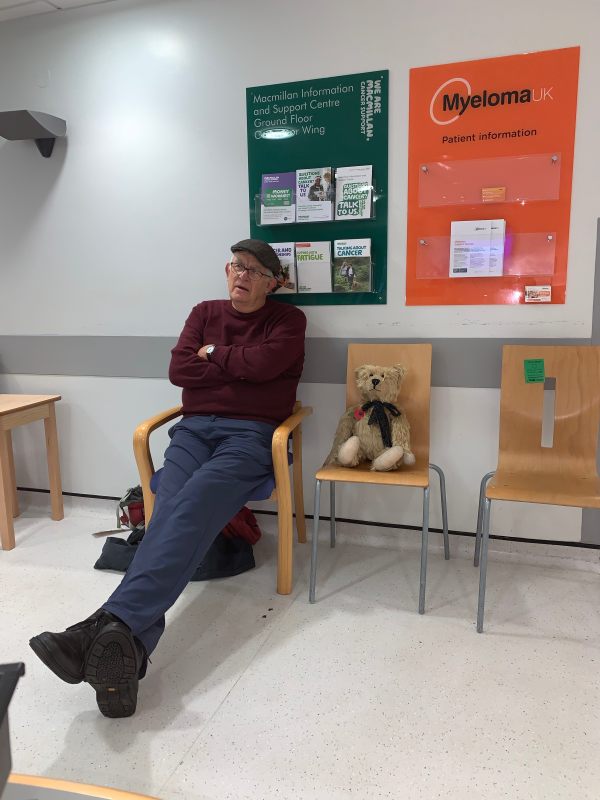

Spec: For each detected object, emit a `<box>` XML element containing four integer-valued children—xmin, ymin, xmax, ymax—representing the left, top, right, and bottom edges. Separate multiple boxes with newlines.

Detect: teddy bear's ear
<box><xmin>354</xmin><ymin>364</ymin><xmax>370</xmax><ymax>381</ymax></box>
<box><xmin>393</xmin><ymin>364</ymin><xmax>407</xmax><ymax>380</ymax></box>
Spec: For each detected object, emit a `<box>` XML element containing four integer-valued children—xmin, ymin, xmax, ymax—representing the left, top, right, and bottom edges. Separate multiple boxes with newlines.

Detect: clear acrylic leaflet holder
<box><xmin>418</xmin><ymin>153</ymin><xmax>561</xmax><ymax>208</ymax></box>
<box><xmin>416</xmin><ymin>232</ymin><xmax>557</xmax><ymax>279</ymax></box>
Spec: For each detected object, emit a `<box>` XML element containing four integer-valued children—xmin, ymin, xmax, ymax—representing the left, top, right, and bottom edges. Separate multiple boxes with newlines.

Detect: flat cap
<box><xmin>230</xmin><ymin>239</ymin><xmax>281</xmax><ymax>277</ymax></box>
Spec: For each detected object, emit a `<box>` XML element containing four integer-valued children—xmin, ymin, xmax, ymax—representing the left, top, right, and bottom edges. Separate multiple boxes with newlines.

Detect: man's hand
<box><xmin>197</xmin><ymin>345</ymin><xmax>215</xmax><ymax>361</ymax></box>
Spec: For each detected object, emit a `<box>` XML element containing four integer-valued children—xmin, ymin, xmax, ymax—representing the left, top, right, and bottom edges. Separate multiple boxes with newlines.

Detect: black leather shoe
<box><xmin>84</xmin><ymin>620</ymin><xmax>146</xmax><ymax>718</ymax></box>
<box><xmin>29</xmin><ymin>610</ymin><xmax>109</xmax><ymax>685</ymax></box>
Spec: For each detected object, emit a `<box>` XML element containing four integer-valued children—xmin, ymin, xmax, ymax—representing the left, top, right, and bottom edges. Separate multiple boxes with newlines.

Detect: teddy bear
<box><xmin>326</xmin><ymin>363</ymin><xmax>415</xmax><ymax>471</ymax></box>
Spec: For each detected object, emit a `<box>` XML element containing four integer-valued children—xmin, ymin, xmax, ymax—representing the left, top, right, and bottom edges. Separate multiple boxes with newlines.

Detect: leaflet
<box><xmin>449</xmin><ymin>219</ymin><xmax>505</xmax><ymax>278</ymax></box>
<box><xmin>525</xmin><ymin>285</ymin><xmax>552</xmax><ymax>303</ymax></box>
<box><xmin>335</xmin><ymin>165</ymin><xmax>373</xmax><ymax>220</ymax></box>
<box><xmin>269</xmin><ymin>242</ymin><xmax>297</xmax><ymax>293</ymax></box>
<box><xmin>260</xmin><ymin>172</ymin><xmax>296</xmax><ymax>224</ymax></box>
<box><xmin>296</xmin><ymin>241</ymin><xmax>332</xmax><ymax>293</ymax></box>
<box><xmin>332</xmin><ymin>238</ymin><xmax>372</xmax><ymax>293</ymax></box>
<box><xmin>296</xmin><ymin>167</ymin><xmax>334</xmax><ymax>223</ymax></box>
<box><xmin>489</xmin><ymin>219</ymin><xmax>506</xmax><ymax>277</ymax></box>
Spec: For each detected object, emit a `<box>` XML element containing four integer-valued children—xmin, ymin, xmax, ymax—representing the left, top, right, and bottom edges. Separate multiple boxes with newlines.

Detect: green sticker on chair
<box><xmin>524</xmin><ymin>358</ymin><xmax>545</xmax><ymax>383</ymax></box>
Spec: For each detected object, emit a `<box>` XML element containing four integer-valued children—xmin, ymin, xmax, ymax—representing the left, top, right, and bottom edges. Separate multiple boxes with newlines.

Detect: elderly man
<box><xmin>30</xmin><ymin>239</ymin><xmax>307</xmax><ymax>718</ymax></box>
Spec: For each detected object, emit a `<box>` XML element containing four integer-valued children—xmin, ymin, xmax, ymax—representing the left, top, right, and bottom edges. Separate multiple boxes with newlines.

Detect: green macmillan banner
<box><xmin>246</xmin><ymin>70</ymin><xmax>388</xmax><ymax>306</ymax></box>
<box><xmin>249</xmin><ymin>73</ymin><xmax>385</xmax><ymax>144</ymax></box>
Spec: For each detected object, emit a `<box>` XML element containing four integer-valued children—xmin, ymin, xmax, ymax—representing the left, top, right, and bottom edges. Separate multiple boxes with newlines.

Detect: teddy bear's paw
<box><xmin>337</xmin><ymin>436</ymin><xmax>361</xmax><ymax>467</ymax></box>
<box><xmin>371</xmin><ymin>446</ymin><xmax>404</xmax><ymax>471</ymax></box>
<box><xmin>403</xmin><ymin>451</ymin><xmax>416</xmax><ymax>466</ymax></box>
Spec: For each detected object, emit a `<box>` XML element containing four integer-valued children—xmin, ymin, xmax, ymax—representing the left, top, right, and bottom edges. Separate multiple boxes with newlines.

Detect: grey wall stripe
<box><xmin>303</xmin><ymin>337</ymin><xmax>591</xmax><ymax>387</ymax></box>
<box><xmin>0</xmin><ymin>335</ymin><xmax>591</xmax><ymax>386</ymax></box>
<box><xmin>0</xmin><ymin>336</ymin><xmax>176</xmax><ymax>381</ymax></box>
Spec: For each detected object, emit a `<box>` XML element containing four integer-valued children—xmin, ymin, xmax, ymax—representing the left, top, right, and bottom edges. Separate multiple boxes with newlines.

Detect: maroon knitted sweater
<box><xmin>168</xmin><ymin>299</ymin><xmax>306</xmax><ymax>425</ymax></box>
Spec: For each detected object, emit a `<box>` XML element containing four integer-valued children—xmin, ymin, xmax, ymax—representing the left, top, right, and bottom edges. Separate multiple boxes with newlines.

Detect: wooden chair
<box><xmin>8</xmin><ymin>775</ymin><xmax>159</xmax><ymax>799</ymax></box>
<box><xmin>133</xmin><ymin>401</ymin><xmax>312</xmax><ymax>595</ymax></box>
<box><xmin>474</xmin><ymin>345</ymin><xmax>600</xmax><ymax>632</ymax></box>
<box><xmin>309</xmin><ymin>344</ymin><xmax>449</xmax><ymax>612</ymax></box>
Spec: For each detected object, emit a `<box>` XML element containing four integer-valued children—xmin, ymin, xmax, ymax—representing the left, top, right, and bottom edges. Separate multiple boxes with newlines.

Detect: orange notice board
<box><xmin>406</xmin><ymin>47</ymin><xmax>580</xmax><ymax>305</ymax></box>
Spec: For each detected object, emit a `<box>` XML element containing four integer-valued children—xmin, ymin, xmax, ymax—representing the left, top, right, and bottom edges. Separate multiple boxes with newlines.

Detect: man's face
<box><xmin>226</xmin><ymin>251</ymin><xmax>277</xmax><ymax>312</ymax></box>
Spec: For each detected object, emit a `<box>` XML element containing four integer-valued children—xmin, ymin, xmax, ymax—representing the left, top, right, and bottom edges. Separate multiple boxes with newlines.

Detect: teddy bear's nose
<box><xmin>371</xmin><ymin>378</ymin><xmax>380</xmax><ymax>387</ymax></box>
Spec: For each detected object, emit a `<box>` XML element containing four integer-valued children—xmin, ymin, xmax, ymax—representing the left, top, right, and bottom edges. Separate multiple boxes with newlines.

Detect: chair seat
<box><xmin>315</xmin><ymin>461</ymin><xmax>430</xmax><ymax>487</ymax></box>
<box><xmin>487</xmin><ymin>471</ymin><xmax>600</xmax><ymax>508</ymax></box>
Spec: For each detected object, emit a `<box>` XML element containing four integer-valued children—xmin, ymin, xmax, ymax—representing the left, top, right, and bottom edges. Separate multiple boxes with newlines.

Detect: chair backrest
<box><xmin>497</xmin><ymin>345</ymin><xmax>600</xmax><ymax>478</ymax></box>
<box><xmin>346</xmin><ymin>343</ymin><xmax>432</xmax><ymax>464</ymax></box>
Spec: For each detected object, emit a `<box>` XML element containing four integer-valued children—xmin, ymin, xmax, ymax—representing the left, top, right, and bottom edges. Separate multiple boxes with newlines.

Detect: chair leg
<box><xmin>476</xmin><ymin>498</ymin><xmax>492</xmax><ymax>633</ymax></box>
<box><xmin>44</xmin><ymin>403</ymin><xmax>64</xmax><ymax>522</ymax></box>
<box><xmin>418</xmin><ymin>486</ymin><xmax>430</xmax><ymax>615</ymax></box>
<box><xmin>295</xmin><ymin>502</ymin><xmax>307</xmax><ymax>544</ymax></box>
<box><xmin>330</xmin><ymin>481</ymin><xmax>336</xmax><ymax>548</ymax></box>
<box><xmin>474</xmin><ymin>472</ymin><xmax>495</xmax><ymax>567</ymax></box>
<box><xmin>6</xmin><ymin>431</ymin><xmax>19</xmax><ymax>518</ymax></box>
<box><xmin>276</xmin><ymin>499</ymin><xmax>294</xmax><ymax>596</ymax></box>
<box><xmin>309</xmin><ymin>479</ymin><xmax>322</xmax><ymax>604</ymax></box>
<box><xmin>0</xmin><ymin>431</ymin><xmax>16</xmax><ymax>550</ymax></box>
<box><xmin>429</xmin><ymin>463</ymin><xmax>449</xmax><ymax>560</ymax></box>
<box><xmin>292</xmin><ymin>425</ymin><xmax>307</xmax><ymax>544</ymax></box>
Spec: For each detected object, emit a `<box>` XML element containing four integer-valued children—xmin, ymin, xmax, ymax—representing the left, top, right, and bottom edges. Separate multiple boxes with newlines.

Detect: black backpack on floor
<box><xmin>93</xmin><ymin>487</ymin><xmax>255</xmax><ymax>581</ymax></box>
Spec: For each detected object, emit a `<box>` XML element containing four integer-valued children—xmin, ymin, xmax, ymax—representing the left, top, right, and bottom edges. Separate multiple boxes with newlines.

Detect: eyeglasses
<box><xmin>229</xmin><ymin>261</ymin><xmax>274</xmax><ymax>281</ymax></box>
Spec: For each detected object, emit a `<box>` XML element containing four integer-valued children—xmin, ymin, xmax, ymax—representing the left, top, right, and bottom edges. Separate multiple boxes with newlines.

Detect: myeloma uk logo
<box><xmin>429</xmin><ymin>77</ymin><xmax>554</xmax><ymax>125</ymax></box>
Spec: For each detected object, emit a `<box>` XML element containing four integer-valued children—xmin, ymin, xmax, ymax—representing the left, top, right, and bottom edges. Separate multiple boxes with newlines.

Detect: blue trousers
<box><xmin>103</xmin><ymin>415</ymin><xmax>275</xmax><ymax>655</ymax></box>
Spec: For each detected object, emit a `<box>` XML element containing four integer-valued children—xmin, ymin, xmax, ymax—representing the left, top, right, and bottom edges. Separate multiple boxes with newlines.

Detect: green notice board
<box><xmin>246</xmin><ymin>70</ymin><xmax>388</xmax><ymax>306</ymax></box>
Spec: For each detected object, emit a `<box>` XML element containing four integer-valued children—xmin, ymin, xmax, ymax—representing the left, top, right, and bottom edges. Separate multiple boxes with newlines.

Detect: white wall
<box><xmin>0</xmin><ymin>0</ymin><xmax>599</xmax><ymax>338</ymax></box>
<box><xmin>0</xmin><ymin>0</ymin><xmax>597</xmax><ymax>541</ymax></box>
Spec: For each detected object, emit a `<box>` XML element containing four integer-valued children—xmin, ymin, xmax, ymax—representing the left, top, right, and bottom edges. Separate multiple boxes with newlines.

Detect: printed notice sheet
<box><xmin>449</xmin><ymin>219</ymin><xmax>505</xmax><ymax>278</ymax></box>
<box><xmin>488</xmin><ymin>219</ymin><xmax>506</xmax><ymax>276</ymax></box>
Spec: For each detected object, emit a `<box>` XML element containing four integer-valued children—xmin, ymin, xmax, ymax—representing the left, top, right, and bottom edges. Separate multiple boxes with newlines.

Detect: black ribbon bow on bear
<box><xmin>361</xmin><ymin>400</ymin><xmax>401</xmax><ymax>448</ymax></box>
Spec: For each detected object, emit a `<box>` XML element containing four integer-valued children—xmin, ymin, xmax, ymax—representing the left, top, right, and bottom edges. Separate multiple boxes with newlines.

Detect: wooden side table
<box><xmin>0</xmin><ymin>395</ymin><xmax>64</xmax><ymax>550</ymax></box>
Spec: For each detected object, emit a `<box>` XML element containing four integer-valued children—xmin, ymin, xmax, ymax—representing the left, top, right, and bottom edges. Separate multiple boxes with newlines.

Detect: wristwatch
<box><xmin>205</xmin><ymin>345</ymin><xmax>216</xmax><ymax>361</ymax></box>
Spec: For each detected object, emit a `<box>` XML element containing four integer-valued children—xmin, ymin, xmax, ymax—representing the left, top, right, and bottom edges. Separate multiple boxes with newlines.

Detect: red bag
<box><xmin>117</xmin><ymin>486</ymin><xmax>145</xmax><ymax>531</ymax></box>
<box><xmin>222</xmin><ymin>506</ymin><xmax>262</xmax><ymax>545</ymax></box>
<box><xmin>117</xmin><ymin>486</ymin><xmax>261</xmax><ymax>545</ymax></box>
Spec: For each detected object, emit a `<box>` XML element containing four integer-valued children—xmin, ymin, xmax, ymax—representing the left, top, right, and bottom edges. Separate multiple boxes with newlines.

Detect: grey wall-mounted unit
<box><xmin>0</xmin><ymin>110</ymin><xmax>67</xmax><ymax>158</ymax></box>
